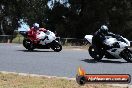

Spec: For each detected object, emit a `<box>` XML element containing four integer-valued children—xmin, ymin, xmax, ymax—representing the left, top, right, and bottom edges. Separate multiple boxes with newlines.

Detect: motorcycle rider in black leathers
<box><xmin>92</xmin><ymin>25</ymin><xmax>117</xmax><ymax>52</ymax></box>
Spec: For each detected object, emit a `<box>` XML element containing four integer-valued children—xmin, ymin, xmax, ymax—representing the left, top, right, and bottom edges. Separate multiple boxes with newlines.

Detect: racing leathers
<box><xmin>28</xmin><ymin>27</ymin><xmax>47</xmax><ymax>43</ymax></box>
<box><xmin>92</xmin><ymin>30</ymin><xmax>117</xmax><ymax>51</ymax></box>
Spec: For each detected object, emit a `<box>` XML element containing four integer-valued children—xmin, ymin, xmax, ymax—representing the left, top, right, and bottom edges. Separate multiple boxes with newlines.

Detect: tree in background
<box><xmin>48</xmin><ymin>0</ymin><xmax>132</xmax><ymax>39</ymax></box>
<box><xmin>0</xmin><ymin>0</ymin><xmax>48</xmax><ymax>35</ymax></box>
<box><xmin>67</xmin><ymin>0</ymin><xmax>132</xmax><ymax>39</ymax></box>
<box><xmin>0</xmin><ymin>0</ymin><xmax>18</xmax><ymax>35</ymax></box>
<box><xmin>0</xmin><ymin>0</ymin><xmax>131</xmax><ymax>39</ymax></box>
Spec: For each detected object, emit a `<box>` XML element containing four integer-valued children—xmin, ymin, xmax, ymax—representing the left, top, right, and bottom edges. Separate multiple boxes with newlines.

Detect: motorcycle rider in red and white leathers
<box><xmin>28</xmin><ymin>23</ymin><xmax>47</xmax><ymax>44</ymax></box>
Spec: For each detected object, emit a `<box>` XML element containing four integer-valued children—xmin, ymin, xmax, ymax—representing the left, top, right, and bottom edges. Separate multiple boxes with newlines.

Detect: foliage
<box><xmin>68</xmin><ymin>0</ymin><xmax>132</xmax><ymax>39</ymax></box>
<box><xmin>0</xmin><ymin>0</ymin><xmax>48</xmax><ymax>35</ymax></box>
<box><xmin>0</xmin><ymin>0</ymin><xmax>132</xmax><ymax>39</ymax></box>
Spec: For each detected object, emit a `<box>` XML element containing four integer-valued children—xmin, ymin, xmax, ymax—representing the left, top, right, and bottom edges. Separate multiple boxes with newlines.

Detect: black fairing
<box><xmin>104</xmin><ymin>52</ymin><xmax>118</xmax><ymax>59</ymax></box>
<box><xmin>35</xmin><ymin>44</ymin><xmax>50</xmax><ymax>49</ymax></box>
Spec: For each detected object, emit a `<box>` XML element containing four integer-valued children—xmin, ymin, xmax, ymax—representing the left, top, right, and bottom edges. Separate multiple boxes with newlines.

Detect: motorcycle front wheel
<box><xmin>121</xmin><ymin>49</ymin><xmax>132</xmax><ymax>63</ymax></box>
<box><xmin>50</xmin><ymin>40</ymin><xmax>62</xmax><ymax>52</ymax></box>
<box><xmin>88</xmin><ymin>45</ymin><xmax>103</xmax><ymax>61</ymax></box>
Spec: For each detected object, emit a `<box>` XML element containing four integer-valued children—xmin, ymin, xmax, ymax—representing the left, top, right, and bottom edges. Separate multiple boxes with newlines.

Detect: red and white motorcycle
<box><xmin>20</xmin><ymin>30</ymin><xmax>62</xmax><ymax>52</ymax></box>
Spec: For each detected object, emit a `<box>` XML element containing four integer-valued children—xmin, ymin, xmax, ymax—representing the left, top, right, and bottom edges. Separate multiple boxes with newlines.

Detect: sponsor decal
<box><xmin>76</xmin><ymin>67</ymin><xmax>131</xmax><ymax>85</ymax></box>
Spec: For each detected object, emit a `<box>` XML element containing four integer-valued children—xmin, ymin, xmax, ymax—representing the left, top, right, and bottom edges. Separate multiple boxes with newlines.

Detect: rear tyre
<box><xmin>88</xmin><ymin>46</ymin><xmax>103</xmax><ymax>61</ymax></box>
<box><xmin>50</xmin><ymin>41</ymin><xmax>62</xmax><ymax>52</ymax></box>
<box><xmin>121</xmin><ymin>49</ymin><xmax>132</xmax><ymax>63</ymax></box>
<box><xmin>23</xmin><ymin>39</ymin><xmax>35</xmax><ymax>51</ymax></box>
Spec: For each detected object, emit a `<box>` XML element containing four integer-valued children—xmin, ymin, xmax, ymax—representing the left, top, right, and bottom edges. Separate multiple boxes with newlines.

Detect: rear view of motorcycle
<box><xmin>84</xmin><ymin>35</ymin><xmax>132</xmax><ymax>63</ymax></box>
<box><xmin>20</xmin><ymin>30</ymin><xmax>62</xmax><ymax>52</ymax></box>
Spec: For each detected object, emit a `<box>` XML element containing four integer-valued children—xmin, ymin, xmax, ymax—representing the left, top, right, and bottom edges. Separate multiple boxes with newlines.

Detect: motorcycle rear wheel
<box><xmin>23</xmin><ymin>39</ymin><xmax>35</xmax><ymax>51</ymax></box>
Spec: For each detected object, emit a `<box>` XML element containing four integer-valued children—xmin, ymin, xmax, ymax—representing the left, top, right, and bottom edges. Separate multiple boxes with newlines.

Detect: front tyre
<box><xmin>88</xmin><ymin>46</ymin><xmax>103</xmax><ymax>61</ymax></box>
<box><xmin>121</xmin><ymin>49</ymin><xmax>132</xmax><ymax>63</ymax></box>
<box><xmin>89</xmin><ymin>46</ymin><xmax>96</xmax><ymax>58</ymax></box>
<box><xmin>50</xmin><ymin>40</ymin><xmax>62</xmax><ymax>52</ymax></box>
<box><xmin>23</xmin><ymin>39</ymin><xmax>35</xmax><ymax>51</ymax></box>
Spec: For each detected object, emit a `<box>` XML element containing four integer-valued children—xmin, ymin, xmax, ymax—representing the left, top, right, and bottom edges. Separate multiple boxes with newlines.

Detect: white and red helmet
<box><xmin>33</xmin><ymin>23</ymin><xmax>39</xmax><ymax>29</ymax></box>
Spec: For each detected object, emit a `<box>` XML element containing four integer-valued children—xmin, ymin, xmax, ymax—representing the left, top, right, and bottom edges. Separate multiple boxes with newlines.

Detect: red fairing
<box><xmin>28</xmin><ymin>27</ymin><xmax>39</xmax><ymax>42</ymax></box>
<box><xmin>27</xmin><ymin>27</ymin><xmax>47</xmax><ymax>43</ymax></box>
<box><xmin>39</xmin><ymin>28</ymin><xmax>47</xmax><ymax>33</ymax></box>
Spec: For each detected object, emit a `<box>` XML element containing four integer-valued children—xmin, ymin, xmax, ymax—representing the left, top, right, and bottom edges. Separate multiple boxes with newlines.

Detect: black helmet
<box><xmin>99</xmin><ymin>25</ymin><xmax>108</xmax><ymax>34</ymax></box>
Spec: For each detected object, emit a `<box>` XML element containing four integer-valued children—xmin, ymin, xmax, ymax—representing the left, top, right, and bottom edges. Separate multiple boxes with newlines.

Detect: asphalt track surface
<box><xmin>0</xmin><ymin>43</ymin><xmax>132</xmax><ymax>81</ymax></box>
